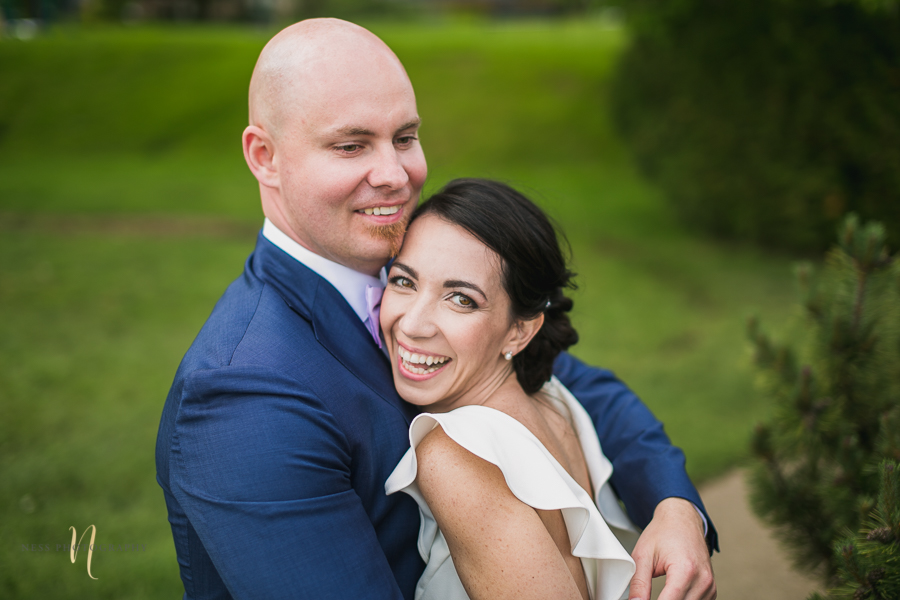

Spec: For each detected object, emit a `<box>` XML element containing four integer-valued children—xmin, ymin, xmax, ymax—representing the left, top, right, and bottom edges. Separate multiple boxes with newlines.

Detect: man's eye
<box><xmin>337</xmin><ymin>144</ymin><xmax>362</xmax><ymax>153</ymax></box>
<box><xmin>396</xmin><ymin>136</ymin><xmax>417</xmax><ymax>146</ymax></box>
<box><xmin>450</xmin><ymin>293</ymin><xmax>476</xmax><ymax>308</ymax></box>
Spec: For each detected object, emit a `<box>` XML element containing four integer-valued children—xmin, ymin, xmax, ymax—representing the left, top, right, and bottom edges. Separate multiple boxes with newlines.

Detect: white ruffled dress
<box><xmin>385</xmin><ymin>376</ymin><xmax>638</xmax><ymax>600</ymax></box>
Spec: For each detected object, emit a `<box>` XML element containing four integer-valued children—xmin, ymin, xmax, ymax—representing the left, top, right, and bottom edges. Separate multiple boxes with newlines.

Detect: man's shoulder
<box><xmin>197</xmin><ymin>271</ymin><xmax>313</xmax><ymax>367</ymax></box>
<box><xmin>159</xmin><ymin>239</ymin><xmax>399</xmax><ymax>429</ymax></box>
<box><xmin>156</xmin><ymin>264</ymin><xmax>333</xmax><ymax>471</ymax></box>
<box><xmin>169</xmin><ymin>248</ymin><xmax>366</xmax><ymax>403</ymax></box>
<box><xmin>183</xmin><ymin>234</ymin><xmax>319</xmax><ymax>360</ymax></box>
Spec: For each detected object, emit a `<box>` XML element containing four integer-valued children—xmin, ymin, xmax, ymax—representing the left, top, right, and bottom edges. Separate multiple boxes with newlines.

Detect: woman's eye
<box><xmin>390</xmin><ymin>276</ymin><xmax>414</xmax><ymax>289</ymax></box>
<box><xmin>450</xmin><ymin>293</ymin><xmax>477</xmax><ymax>309</ymax></box>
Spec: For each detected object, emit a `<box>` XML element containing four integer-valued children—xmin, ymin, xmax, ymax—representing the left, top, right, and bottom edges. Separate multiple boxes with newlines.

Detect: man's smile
<box><xmin>358</xmin><ymin>205</ymin><xmax>401</xmax><ymax>216</ymax></box>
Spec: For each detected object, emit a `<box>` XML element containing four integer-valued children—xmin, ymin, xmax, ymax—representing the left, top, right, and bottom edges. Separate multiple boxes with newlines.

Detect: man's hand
<box><xmin>628</xmin><ymin>497</ymin><xmax>716</xmax><ymax>600</ymax></box>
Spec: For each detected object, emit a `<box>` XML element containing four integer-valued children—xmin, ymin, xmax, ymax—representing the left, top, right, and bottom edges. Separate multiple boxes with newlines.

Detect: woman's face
<box><xmin>380</xmin><ymin>214</ymin><xmax>522</xmax><ymax>412</ymax></box>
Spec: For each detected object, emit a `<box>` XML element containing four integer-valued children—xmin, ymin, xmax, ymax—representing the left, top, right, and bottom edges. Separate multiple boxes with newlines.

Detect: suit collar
<box><xmin>261</xmin><ymin>218</ymin><xmax>385</xmax><ymax>322</ymax></box>
<box><xmin>250</xmin><ymin>233</ymin><xmax>417</xmax><ymax>424</ymax></box>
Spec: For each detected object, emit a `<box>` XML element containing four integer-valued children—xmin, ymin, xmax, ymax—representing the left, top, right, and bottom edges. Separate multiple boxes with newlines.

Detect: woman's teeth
<box><xmin>399</xmin><ymin>347</ymin><xmax>448</xmax><ymax>374</ymax></box>
<box><xmin>361</xmin><ymin>206</ymin><xmax>400</xmax><ymax>216</ymax></box>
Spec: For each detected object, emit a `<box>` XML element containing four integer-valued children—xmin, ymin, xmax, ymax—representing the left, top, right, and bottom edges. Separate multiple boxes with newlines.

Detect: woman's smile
<box><xmin>397</xmin><ymin>342</ymin><xmax>452</xmax><ymax>380</ymax></box>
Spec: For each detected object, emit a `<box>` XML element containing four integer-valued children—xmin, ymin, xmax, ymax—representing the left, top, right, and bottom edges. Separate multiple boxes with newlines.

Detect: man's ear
<box><xmin>242</xmin><ymin>125</ymin><xmax>279</xmax><ymax>189</ymax></box>
<box><xmin>506</xmin><ymin>313</ymin><xmax>545</xmax><ymax>357</ymax></box>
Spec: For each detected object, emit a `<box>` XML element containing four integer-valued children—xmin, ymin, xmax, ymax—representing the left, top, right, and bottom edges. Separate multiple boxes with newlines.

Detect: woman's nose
<box><xmin>398</xmin><ymin>296</ymin><xmax>438</xmax><ymax>340</ymax></box>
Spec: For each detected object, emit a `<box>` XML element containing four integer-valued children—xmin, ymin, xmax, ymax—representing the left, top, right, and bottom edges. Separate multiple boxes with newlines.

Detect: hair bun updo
<box><xmin>409</xmin><ymin>178</ymin><xmax>579</xmax><ymax>395</ymax></box>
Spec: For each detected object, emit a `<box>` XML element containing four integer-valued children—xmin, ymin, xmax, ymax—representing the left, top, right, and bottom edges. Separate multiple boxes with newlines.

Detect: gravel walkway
<box><xmin>650</xmin><ymin>470</ymin><xmax>823</xmax><ymax>599</ymax></box>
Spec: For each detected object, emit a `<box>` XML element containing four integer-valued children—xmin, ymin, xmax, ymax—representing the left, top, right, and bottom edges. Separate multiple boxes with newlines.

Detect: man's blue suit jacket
<box><xmin>156</xmin><ymin>233</ymin><xmax>717</xmax><ymax>600</ymax></box>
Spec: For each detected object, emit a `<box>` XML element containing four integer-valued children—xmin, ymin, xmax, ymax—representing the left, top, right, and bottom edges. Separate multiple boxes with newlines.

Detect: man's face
<box><xmin>273</xmin><ymin>64</ymin><xmax>427</xmax><ymax>275</ymax></box>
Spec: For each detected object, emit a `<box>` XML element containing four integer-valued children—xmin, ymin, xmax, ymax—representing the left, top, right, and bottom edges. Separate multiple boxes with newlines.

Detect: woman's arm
<box><xmin>415</xmin><ymin>426</ymin><xmax>584</xmax><ymax>600</ymax></box>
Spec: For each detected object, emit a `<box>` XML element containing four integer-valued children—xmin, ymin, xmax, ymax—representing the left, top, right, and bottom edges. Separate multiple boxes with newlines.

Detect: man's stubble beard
<box><xmin>367</xmin><ymin>215</ymin><xmax>410</xmax><ymax>259</ymax></box>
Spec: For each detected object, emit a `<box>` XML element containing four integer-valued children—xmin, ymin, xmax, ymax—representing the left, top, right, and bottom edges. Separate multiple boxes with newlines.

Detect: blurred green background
<box><xmin>0</xmin><ymin>10</ymin><xmax>820</xmax><ymax>599</ymax></box>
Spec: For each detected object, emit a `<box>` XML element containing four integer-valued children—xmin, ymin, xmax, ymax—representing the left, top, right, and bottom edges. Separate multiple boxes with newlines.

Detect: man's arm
<box><xmin>167</xmin><ymin>364</ymin><xmax>405</xmax><ymax>600</ymax></box>
<box><xmin>553</xmin><ymin>352</ymin><xmax>718</xmax><ymax>600</ymax></box>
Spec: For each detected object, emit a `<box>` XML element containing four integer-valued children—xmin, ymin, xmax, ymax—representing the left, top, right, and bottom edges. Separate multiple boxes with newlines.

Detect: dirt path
<box><xmin>649</xmin><ymin>470</ymin><xmax>823</xmax><ymax>599</ymax></box>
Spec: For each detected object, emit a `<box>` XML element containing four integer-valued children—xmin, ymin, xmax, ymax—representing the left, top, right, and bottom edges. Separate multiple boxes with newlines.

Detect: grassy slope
<box><xmin>0</xmin><ymin>21</ymin><xmax>796</xmax><ymax>598</ymax></box>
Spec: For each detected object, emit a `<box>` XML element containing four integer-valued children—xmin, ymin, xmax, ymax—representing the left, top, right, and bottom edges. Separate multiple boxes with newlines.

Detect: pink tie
<box><xmin>365</xmin><ymin>284</ymin><xmax>384</xmax><ymax>348</ymax></box>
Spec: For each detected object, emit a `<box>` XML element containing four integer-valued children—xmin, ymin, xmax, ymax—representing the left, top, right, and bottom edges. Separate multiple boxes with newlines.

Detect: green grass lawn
<box><xmin>1</xmin><ymin>20</ymin><xmax>798</xmax><ymax>598</ymax></box>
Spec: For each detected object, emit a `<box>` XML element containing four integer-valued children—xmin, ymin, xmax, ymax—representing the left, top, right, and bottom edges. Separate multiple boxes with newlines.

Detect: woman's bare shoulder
<box><xmin>414</xmin><ymin>423</ymin><xmax>508</xmax><ymax>508</ymax></box>
<box><xmin>412</xmin><ymin>418</ymin><xmax>586</xmax><ymax>600</ymax></box>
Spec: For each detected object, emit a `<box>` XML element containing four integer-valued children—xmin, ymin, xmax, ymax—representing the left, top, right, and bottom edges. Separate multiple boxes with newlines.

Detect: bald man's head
<box><xmin>241</xmin><ymin>18</ymin><xmax>426</xmax><ymax>276</ymax></box>
<box><xmin>248</xmin><ymin>18</ymin><xmax>411</xmax><ymax>139</ymax></box>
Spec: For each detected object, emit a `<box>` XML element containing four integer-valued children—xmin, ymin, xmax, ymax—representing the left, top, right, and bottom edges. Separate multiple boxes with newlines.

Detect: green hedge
<box><xmin>611</xmin><ymin>0</ymin><xmax>900</xmax><ymax>251</ymax></box>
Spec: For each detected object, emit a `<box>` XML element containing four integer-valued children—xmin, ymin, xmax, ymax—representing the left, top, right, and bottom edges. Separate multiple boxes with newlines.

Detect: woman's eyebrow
<box><xmin>391</xmin><ymin>262</ymin><xmax>418</xmax><ymax>278</ymax></box>
<box><xmin>443</xmin><ymin>280</ymin><xmax>487</xmax><ymax>299</ymax></box>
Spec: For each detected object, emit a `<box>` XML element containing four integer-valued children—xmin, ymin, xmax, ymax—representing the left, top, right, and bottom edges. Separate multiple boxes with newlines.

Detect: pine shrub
<box><xmin>748</xmin><ymin>215</ymin><xmax>899</xmax><ymax>591</ymax></box>
<box><xmin>809</xmin><ymin>460</ymin><xmax>900</xmax><ymax>600</ymax></box>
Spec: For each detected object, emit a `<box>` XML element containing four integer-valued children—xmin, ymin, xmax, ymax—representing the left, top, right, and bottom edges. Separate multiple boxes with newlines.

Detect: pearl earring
<box><xmin>504</xmin><ymin>351</ymin><xmax>513</xmax><ymax>361</ymax></box>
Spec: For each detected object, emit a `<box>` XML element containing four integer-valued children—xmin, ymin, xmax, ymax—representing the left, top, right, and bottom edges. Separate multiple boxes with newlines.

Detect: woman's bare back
<box><xmin>484</xmin><ymin>391</ymin><xmax>595</xmax><ymax>600</ymax></box>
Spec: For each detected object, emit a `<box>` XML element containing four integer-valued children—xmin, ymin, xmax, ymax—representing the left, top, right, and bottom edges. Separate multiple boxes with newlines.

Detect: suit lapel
<box><xmin>312</xmin><ymin>284</ymin><xmax>417</xmax><ymax>424</ymax></box>
<box><xmin>251</xmin><ymin>233</ymin><xmax>417</xmax><ymax>424</ymax></box>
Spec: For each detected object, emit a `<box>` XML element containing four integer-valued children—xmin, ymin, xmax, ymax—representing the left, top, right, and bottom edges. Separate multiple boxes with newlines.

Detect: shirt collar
<box><xmin>262</xmin><ymin>218</ymin><xmax>386</xmax><ymax>323</ymax></box>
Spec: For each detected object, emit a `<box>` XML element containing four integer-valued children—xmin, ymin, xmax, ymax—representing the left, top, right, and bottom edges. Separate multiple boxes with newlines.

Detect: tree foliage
<box><xmin>809</xmin><ymin>461</ymin><xmax>900</xmax><ymax>600</ymax></box>
<box><xmin>748</xmin><ymin>214</ymin><xmax>900</xmax><ymax>593</ymax></box>
<box><xmin>611</xmin><ymin>0</ymin><xmax>900</xmax><ymax>251</ymax></box>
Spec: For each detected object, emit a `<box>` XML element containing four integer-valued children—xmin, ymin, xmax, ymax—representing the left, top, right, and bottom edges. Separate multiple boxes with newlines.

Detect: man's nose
<box><xmin>368</xmin><ymin>144</ymin><xmax>409</xmax><ymax>190</ymax></box>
